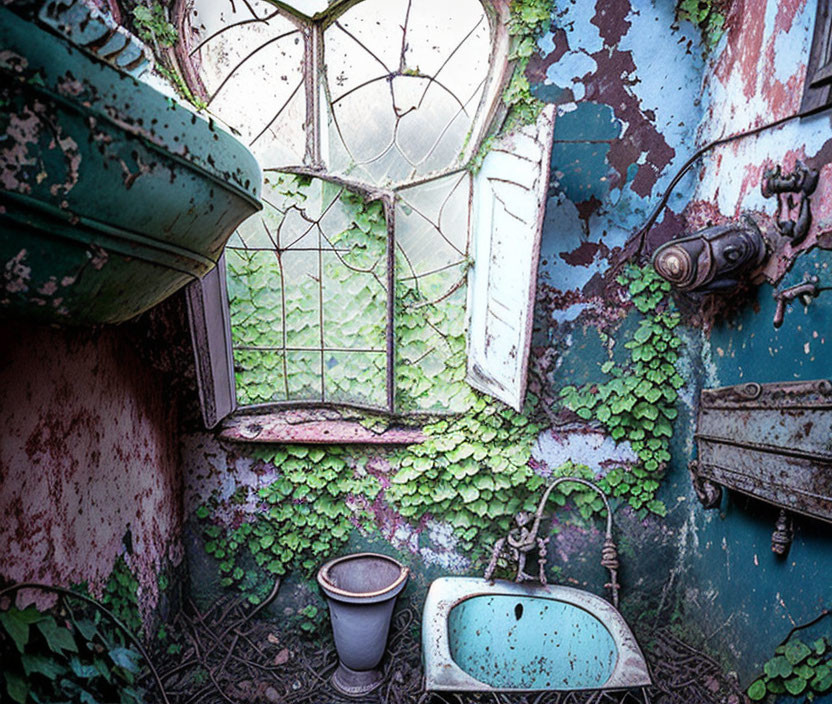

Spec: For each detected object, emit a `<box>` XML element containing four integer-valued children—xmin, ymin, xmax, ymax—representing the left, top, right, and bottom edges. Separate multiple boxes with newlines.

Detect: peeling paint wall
<box><xmin>0</xmin><ymin>321</ymin><xmax>183</xmax><ymax>620</ymax></box>
<box><xmin>680</xmin><ymin>0</ymin><xmax>832</xmax><ymax>681</ymax></box>
<box><xmin>529</xmin><ymin>0</ymin><xmax>832</xmax><ymax>685</ymax></box>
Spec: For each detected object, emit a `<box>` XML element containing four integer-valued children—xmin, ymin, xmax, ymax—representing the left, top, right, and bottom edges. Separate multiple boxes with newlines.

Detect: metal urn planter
<box><xmin>317</xmin><ymin>553</ymin><xmax>409</xmax><ymax>696</ymax></box>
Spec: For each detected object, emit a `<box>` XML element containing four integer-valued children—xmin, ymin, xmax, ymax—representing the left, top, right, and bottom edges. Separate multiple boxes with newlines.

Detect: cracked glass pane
<box><xmin>324</xmin><ymin>0</ymin><xmax>490</xmax><ymax>186</ymax></box>
<box><xmin>395</xmin><ymin>172</ymin><xmax>473</xmax><ymax>412</ymax></box>
<box><xmin>178</xmin><ymin>0</ymin><xmax>306</xmax><ymax>165</ymax></box>
<box><xmin>180</xmin><ymin>0</ymin><xmax>515</xmax><ymax>414</ymax></box>
<box><xmin>227</xmin><ymin>174</ymin><xmax>389</xmax><ymax>406</ymax></box>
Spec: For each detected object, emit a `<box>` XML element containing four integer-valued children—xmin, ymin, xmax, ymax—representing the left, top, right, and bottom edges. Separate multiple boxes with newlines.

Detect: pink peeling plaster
<box><xmin>0</xmin><ymin>322</ymin><xmax>182</xmax><ymax>619</ymax></box>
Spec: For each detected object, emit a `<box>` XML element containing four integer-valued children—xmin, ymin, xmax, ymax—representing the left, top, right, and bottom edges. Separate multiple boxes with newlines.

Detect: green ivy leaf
<box><xmin>764</xmin><ymin>655</ymin><xmax>793</xmax><ymax>679</ymax></box>
<box><xmin>4</xmin><ymin>672</ymin><xmax>29</xmax><ymax>704</ymax></box>
<box><xmin>785</xmin><ymin>640</ymin><xmax>812</xmax><ymax>665</ymax></box>
<box><xmin>109</xmin><ymin>647</ymin><xmax>141</xmax><ymax>674</ymax></box>
<box><xmin>37</xmin><ymin>617</ymin><xmax>78</xmax><ymax>656</ymax></box>
<box><xmin>747</xmin><ymin>679</ymin><xmax>767</xmax><ymax>700</ymax></box>
<box><xmin>785</xmin><ymin>675</ymin><xmax>808</xmax><ymax>695</ymax></box>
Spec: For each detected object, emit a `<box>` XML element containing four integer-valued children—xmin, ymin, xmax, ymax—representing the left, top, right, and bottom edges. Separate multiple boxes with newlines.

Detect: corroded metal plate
<box><xmin>693</xmin><ymin>379</ymin><xmax>832</xmax><ymax>522</ymax></box>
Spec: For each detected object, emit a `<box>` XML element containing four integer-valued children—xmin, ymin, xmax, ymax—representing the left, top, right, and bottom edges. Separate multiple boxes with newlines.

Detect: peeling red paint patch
<box><xmin>526</xmin><ymin>28</ymin><xmax>569</xmax><ymax>84</ymax></box>
<box><xmin>574</xmin><ymin>195</ymin><xmax>603</xmax><ymax>223</ymax></box>
<box><xmin>714</xmin><ymin>0</ymin><xmax>766</xmax><ymax>100</ymax></box>
<box><xmin>682</xmin><ymin>199</ymin><xmax>730</xmax><ymax>232</ymax></box>
<box><xmin>758</xmin><ymin>0</ymin><xmax>809</xmax><ymax>117</ymax></box>
<box><xmin>774</xmin><ymin>0</ymin><xmax>805</xmax><ymax>36</ymax></box>
<box><xmin>591</xmin><ymin>0</ymin><xmax>632</xmax><ymax>46</ymax></box>
<box><xmin>644</xmin><ymin>209</ymin><xmax>685</xmax><ymax>256</ymax></box>
<box><xmin>582</xmin><ymin>49</ymin><xmax>675</xmax><ymax>196</ymax></box>
<box><xmin>559</xmin><ymin>240</ymin><xmax>607</xmax><ymax>266</ymax></box>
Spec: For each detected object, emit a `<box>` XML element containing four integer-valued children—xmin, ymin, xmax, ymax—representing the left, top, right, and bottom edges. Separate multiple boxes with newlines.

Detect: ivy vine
<box><xmin>748</xmin><ymin>637</ymin><xmax>832</xmax><ymax>701</ymax></box>
<box><xmin>677</xmin><ymin>0</ymin><xmax>727</xmax><ymax>48</ymax></box>
<box><xmin>130</xmin><ymin>2</ymin><xmax>177</xmax><ymax>48</ymax></box>
<box><xmin>469</xmin><ymin>0</ymin><xmax>550</xmax><ymax>172</ymax></box>
<box><xmin>559</xmin><ymin>266</ymin><xmax>684</xmax><ymax>516</ymax></box>
<box><xmin>99</xmin><ymin>556</ymin><xmax>142</xmax><ymax>639</ymax></box>
<box><xmin>0</xmin><ymin>597</ymin><xmax>145</xmax><ymax>704</ymax></box>
<box><xmin>196</xmin><ymin>387</ymin><xmax>629</xmax><ymax>597</ymax></box>
<box><xmin>197</xmin><ymin>446</ymin><xmax>380</xmax><ymax>603</ymax></box>
<box><xmin>503</xmin><ymin>0</ymin><xmax>549</xmax><ymax>125</ymax></box>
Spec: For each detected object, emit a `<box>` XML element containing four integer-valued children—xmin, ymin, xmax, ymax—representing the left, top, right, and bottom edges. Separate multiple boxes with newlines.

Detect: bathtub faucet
<box><xmin>484</xmin><ymin>477</ymin><xmax>620</xmax><ymax>608</ymax></box>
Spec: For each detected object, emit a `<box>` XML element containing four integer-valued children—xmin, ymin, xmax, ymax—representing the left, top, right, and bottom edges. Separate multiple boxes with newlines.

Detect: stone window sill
<box><xmin>218</xmin><ymin>408</ymin><xmax>425</xmax><ymax>445</ymax></box>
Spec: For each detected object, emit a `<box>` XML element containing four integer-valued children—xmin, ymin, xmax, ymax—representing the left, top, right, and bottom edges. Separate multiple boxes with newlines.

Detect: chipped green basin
<box><xmin>0</xmin><ymin>7</ymin><xmax>262</xmax><ymax>324</ymax></box>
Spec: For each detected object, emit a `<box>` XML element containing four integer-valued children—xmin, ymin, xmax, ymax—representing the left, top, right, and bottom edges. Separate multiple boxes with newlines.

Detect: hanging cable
<box><xmin>623</xmin><ymin>101</ymin><xmax>832</xmax><ymax>266</ymax></box>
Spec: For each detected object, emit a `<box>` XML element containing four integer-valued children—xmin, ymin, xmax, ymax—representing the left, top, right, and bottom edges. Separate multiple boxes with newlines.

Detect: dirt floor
<box><xmin>146</xmin><ymin>585</ymin><xmax>749</xmax><ymax>704</ymax></box>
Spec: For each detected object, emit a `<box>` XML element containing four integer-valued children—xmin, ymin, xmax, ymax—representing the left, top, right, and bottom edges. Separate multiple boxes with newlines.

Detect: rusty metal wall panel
<box><xmin>694</xmin><ymin>379</ymin><xmax>832</xmax><ymax>524</ymax></box>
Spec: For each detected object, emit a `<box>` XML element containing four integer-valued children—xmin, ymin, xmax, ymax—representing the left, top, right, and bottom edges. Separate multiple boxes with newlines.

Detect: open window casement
<box><xmin>179</xmin><ymin>0</ymin><xmax>554</xmax><ymax>428</ymax></box>
<box><xmin>467</xmin><ymin>105</ymin><xmax>556</xmax><ymax>412</ymax></box>
<box><xmin>186</xmin><ymin>254</ymin><xmax>237</xmax><ymax>428</ymax></box>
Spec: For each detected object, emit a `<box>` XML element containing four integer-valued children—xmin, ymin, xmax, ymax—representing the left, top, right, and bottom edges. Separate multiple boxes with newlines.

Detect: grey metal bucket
<box><xmin>317</xmin><ymin>553</ymin><xmax>409</xmax><ymax>696</ymax></box>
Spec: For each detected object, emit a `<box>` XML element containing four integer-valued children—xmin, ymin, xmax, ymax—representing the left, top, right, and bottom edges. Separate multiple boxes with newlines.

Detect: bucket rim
<box><xmin>317</xmin><ymin>552</ymin><xmax>409</xmax><ymax>600</ymax></box>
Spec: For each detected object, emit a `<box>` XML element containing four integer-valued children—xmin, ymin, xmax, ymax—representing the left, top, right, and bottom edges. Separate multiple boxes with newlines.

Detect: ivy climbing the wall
<box><xmin>99</xmin><ymin>556</ymin><xmax>142</xmax><ymax>639</ymax></box>
<box><xmin>502</xmin><ymin>0</ymin><xmax>549</xmax><ymax>126</ymax></box>
<box><xmin>387</xmin><ymin>393</ymin><xmax>545</xmax><ymax>555</ymax></box>
<box><xmin>676</xmin><ymin>0</ymin><xmax>728</xmax><ymax>48</ymax></box>
<box><xmin>197</xmin><ymin>446</ymin><xmax>381</xmax><ymax>603</ymax></box>
<box><xmin>748</xmin><ymin>636</ymin><xmax>832</xmax><ymax>701</ymax></box>
<box><xmin>559</xmin><ymin>266</ymin><xmax>684</xmax><ymax>517</ymax></box>
<box><xmin>196</xmin><ymin>384</ymin><xmax>626</xmax><ymax>597</ymax></box>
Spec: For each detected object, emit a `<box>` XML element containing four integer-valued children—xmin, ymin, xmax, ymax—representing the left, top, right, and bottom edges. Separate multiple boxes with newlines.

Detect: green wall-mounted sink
<box><xmin>0</xmin><ymin>6</ymin><xmax>262</xmax><ymax>324</ymax></box>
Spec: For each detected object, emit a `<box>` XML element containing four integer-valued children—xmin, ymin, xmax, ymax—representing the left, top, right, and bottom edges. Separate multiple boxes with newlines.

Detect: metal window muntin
<box><xmin>174</xmin><ymin>0</ymin><xmax>512</xmax><ymax>414</ymax></box>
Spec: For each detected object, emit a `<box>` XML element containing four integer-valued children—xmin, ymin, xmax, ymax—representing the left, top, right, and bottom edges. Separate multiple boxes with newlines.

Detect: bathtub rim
<box><xmin>422</xmin><ymin>576</ymin><xmax>652</xmax><ymax>692</ymax></box>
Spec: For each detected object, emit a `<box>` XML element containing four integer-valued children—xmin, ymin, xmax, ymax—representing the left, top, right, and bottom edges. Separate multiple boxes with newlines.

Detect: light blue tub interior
<box><xmin>447</xmin><ymin>594</ymin><xmax>617</xmax><ymax>690</ymax></box>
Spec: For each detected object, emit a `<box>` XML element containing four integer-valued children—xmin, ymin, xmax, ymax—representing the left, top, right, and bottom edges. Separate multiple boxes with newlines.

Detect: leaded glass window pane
<box><xmin>227</xmin><ymin>174</ymin><xmax>388</xmax><ymax>407</ymax></box>
<box><xmin>322</xmin><ymin>0</ymin><xmax>490</xmax><ymax>186</ymax></box>
<box><xmin>176</xmin><ymin>0</ymin><xmax>517</xmax><ymax>414</ymax></box>
<box><xmin>179</xmin><ymin>0</ymin><xmax>307</xmax><ymax>165</ymax></box>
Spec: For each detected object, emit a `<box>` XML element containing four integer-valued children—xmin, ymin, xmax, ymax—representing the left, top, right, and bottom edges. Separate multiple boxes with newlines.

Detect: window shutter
<box><xmin>801</xmin><ymin>0</ymin><xmax>832</xmax><ymax>113</ymax></box>
<box><xmin>186</xmin><ymin>254</ymin><xmax>237</xmax><ymax>428</ymax></box>
<box><xmin>466</xmin><ymin>104</ymin><xmax>556</xmax><ymax>412</ymax></box>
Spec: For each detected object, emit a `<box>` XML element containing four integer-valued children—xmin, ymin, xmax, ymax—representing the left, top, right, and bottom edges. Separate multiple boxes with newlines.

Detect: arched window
<box><xmin>178</xmin><ymin>0</ymin><xmax>554</xmax><ymax>432</ymax></box>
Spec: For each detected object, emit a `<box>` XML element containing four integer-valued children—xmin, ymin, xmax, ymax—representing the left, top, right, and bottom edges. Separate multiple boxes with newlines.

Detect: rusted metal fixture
<box><xmin>692</xmin><ymin>379</ymin><xmax>832</xmax><ymax>556</ymax></box>
<box><xmin>651</xmin><ymin>218</ymin><xmax>768</xmax><ymax>293</ymax></box>
<box><xmin>688</xmin><ymin>460</ymin><xmax>722</xmax><ymax>509</ymax></box>
<box><xmin>484</xmin><ymin>476</ymin><xmax>620</xmax><ymax>608</ymax></box>
<box><xmin>771</xmin><ymin>509</ymin><xmax>794</xmax><ymax>556</ymax></box>
<box><xmin>317</xmin><ymin>553</ymin><xmax>409</xmax><ymax>697</ymax></box>
<box><xmin>423</xmin><ymin>478</ymin><xmax>650</xmax><ymax>694</ymax></box>
<box><xmin>773</xmin><ymin>277</ymin><xmax>819</xmax><ymax>328</ymax></box>
<box><xmin>761</xmin><ymin>162</ymin><xmax>819</xmax><ymax>245</ymax></box>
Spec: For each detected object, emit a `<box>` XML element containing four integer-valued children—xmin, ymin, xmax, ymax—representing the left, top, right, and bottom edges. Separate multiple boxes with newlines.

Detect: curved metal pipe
<box><xmin>484</xmin><ymin>476</ymin><xmax>621</xmax><ymax>608</ymax></box>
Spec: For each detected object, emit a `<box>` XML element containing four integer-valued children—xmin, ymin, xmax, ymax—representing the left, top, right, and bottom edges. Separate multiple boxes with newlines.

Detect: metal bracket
<box><xmin>773</xmin><ymin>276</ymin><xmax>820</xmax><ymax>328</ymax></box>
<box><xmin>761</xmin><ymin>161</ymin><xmax>819</xmax><ymax>246</ymax></box>
<box><xmin>771</xmin><ymin>509</ymin><xmax>794</xmax><ymax>557</ymax></box>
<box><xmin>688</xmin><ymin>460</ymin><xmax>722</xmax><ymax>509</ymax></box>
